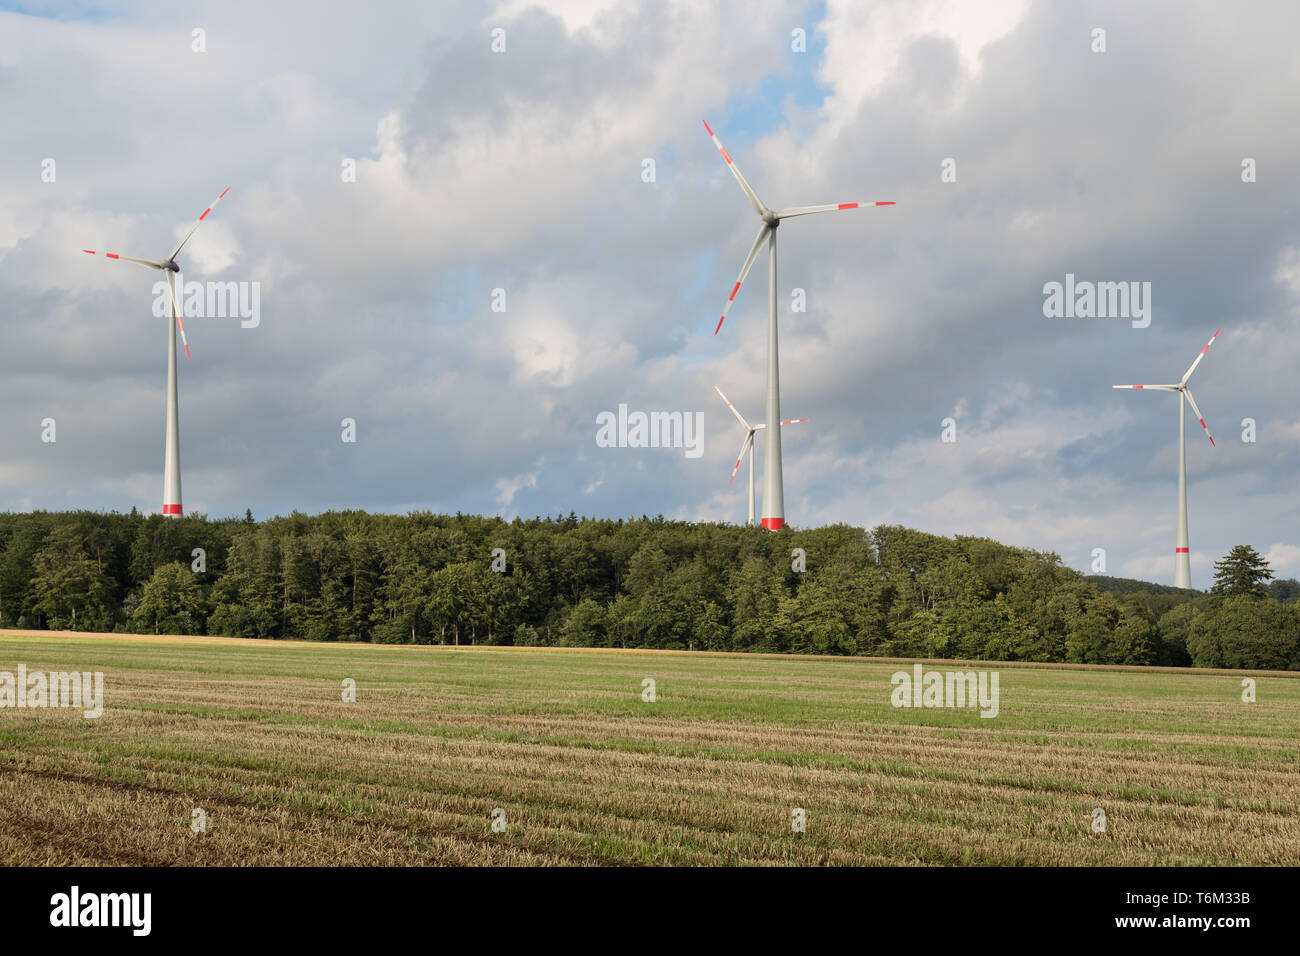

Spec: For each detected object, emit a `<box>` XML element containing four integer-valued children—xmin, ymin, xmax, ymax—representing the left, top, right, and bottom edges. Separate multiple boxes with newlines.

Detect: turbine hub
<box><xmin>166</xmin><ymin>261</ymin><xmax>180</xmax><ymax>272</ymax></box>
<box><xmin>762</xmin><ymin>210</ymin><xmax>778</xmax><ymax>226</ymax></box>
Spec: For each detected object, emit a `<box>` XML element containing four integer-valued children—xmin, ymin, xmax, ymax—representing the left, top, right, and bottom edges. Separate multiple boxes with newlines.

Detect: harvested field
<box><xmin>1</xmin><ymin>630</ymin><xmax>1296</xmax><ymax>865</ymax></box>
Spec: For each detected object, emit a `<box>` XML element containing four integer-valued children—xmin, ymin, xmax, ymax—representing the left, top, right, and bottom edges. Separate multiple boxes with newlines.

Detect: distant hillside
<box><xmin>1087</xmin><ymin>575</ymin><xmax>1201</xmax><ymax>597</ymax></box>
<box><xmin>1086</xmin><ymin>574</ymin><xmax>1203</xmax><ymax>620</ymax></box>
<box><xmin>1269</xmin><ymin>579</ymin><xmax>1300</xmax><ymax>604</ymax></box>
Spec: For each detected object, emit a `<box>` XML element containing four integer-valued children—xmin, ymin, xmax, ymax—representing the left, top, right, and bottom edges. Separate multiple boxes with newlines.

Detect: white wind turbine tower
<box><xmin>82</xmin><ymin>187</ymin><xmax>230</xmax><ymax>518</ymax></box>
<box><xmin>705</xmin><ymin>120</ymin><xmax>893</xmax><ymax>529</ymax></box>
<box><xmin>1113</xmin><ymin>328</ymin><xmax>1220</xmax><ymax>589</ymax></box>
<box><xmin>714</xmin><ymin>385</ymin><xmax>807</xmax><ymax>527</ymax></box>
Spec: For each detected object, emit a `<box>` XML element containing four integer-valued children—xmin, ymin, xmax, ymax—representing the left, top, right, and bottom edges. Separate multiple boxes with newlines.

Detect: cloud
<box><xmin>495</xmin><ymin>467</ymin><xmax>539</xmax><ymax>510</ymax></box>
<box><xmin>0</xmin><ymin>0</ymin><xmax>1295</xmax><ymax>590</ymax></box>
<box><xmin>1264</xmin><ymin>543</ymin><xmax>1300</xmax><ymax>580</ymax></box>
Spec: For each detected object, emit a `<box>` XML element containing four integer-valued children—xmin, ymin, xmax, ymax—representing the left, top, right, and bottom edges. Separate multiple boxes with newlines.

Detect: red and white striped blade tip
<box><xmin>174</xmin><ymin>307</ymin><xmax>191</xmax><ymax>359</ymax></box>
<box><xmin>198</xmin><ymin>186</ymin><xmax>231</xmax><ymax>221</ymax></box>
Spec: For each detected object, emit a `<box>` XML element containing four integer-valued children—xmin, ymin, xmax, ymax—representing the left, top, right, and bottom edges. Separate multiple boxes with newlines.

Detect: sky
<box><xmin>0</xmin><ymin>0</ymin><xmax>1297</xmax><ymax>589</ymax></box>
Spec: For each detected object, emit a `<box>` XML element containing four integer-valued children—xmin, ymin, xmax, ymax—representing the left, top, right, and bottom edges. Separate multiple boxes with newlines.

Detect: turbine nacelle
<box><xmin>704</xmin><ymin>120</ymin><xmax>894</xmax><ymax>337</ymax></box>
<box><xmin>1112</xmin><ymin>328</ymin><xmax>1220</xmax><ymax>447</ymax></box>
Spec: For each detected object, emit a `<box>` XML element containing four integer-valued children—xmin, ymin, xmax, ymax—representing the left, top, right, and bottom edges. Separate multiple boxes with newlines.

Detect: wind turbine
<box><xmin>714</xmin><ymin>385</ymin><xmax>807</xmax><ymax>527</ymax></box>
<box><xmin>705</xmin><ymin>120</ymin><xmax>893</xmax><ymax>529</ymax></box>
<box><xmin>81</xmin><ymin>187</ymin><xmax>230</xmax><ymax>518</ymax></box>
<box><xmin>1113</xmin><ymin>328</ymin><xmax>1220</xmax><ymax>589</ymax></box>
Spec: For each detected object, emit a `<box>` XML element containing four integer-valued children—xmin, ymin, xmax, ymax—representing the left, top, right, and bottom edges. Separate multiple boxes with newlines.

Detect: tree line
<box><xmin>0</xmin><ymin>510</ymin><xmax>1295</xmax><ymax>670</ymax></box>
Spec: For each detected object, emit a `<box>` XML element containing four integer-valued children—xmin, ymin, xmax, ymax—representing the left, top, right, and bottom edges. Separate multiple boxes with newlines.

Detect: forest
<box><xmin>1</xmin><ymin>509</ymin><xmax>1296</xmax><ymax>670</ymax></box>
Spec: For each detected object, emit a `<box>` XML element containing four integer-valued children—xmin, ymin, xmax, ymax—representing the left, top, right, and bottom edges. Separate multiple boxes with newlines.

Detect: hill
<box><xmin>1087</xmin><ymin>575</ymin><xmax>1200</xmax><ymax>597</ymax></box>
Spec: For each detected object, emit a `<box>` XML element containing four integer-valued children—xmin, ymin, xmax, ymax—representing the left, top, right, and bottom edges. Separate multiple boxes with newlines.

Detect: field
<box><xmin>1</xmin><ymin>629</ymin><xmax>1297</xmax><ymax>866</ymax></box>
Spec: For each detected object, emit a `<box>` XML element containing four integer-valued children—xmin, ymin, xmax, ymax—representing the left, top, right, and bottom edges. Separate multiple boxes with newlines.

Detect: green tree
<box><xmin>728</xmin><ymin>557</ymin><xmax>786</xmax><ymax>652</ymax></box>
<box><xmin>425</xmin><ymin>562</ymin><xmax>484</xmax><ymax>644</ymax></box>
<box><xmin>779</xmin><ymin>563</ymin><xmax>884</xmax><ymax>656</ymax></box>
<box><xmin>0</xmin><ymin>519</ymin><xmax>47</xmax><ymax>627</ymax></box>
<box><xmin>882</xmin><ymin>608</ymin><xmax>954</xmax><ymax>658</ymax></box>
<box><xmin>693</xmin><ymin>601</ymin><xmax>728</xmax><ymax>652</ymax></box>
<box><xmin>131</xmin><ymin>562</ymin><xmax>204</xmax><ymax>634</ymax></box>
<box><xmin>560</xmin><ymin>598</ymin><xmax>606</xmax><ymax>647</ymax></box>
<box><xmin>1211</xmin><ymin>545</ymin><xmax>1274</xmax><ymax>599</ymax></box>
<box><xmin>29</xmin><ymin>527</ymin><xmax>115</xmax><ymax>630</ymax></box>
<box><xmin>956</xmin><ymin>596</ymin><xmax>1045</xmax><ymax>662</ymax></box>
<box><xmin>624</xmin><ymin>545</ymin><xmax>670</xmax><ymax>599</ymax></box>
<box><xmin>1062</xmin><ymin>594</ymin><xmax>1154</xmax><ymax>664</ymax></box>
<box><xmin>513</xmin><ymin>622</ymin><xmax>542</xmax><ymax>646</ymax></box>
<box><xmin>1108</xmin><ymin>603</ymin><xmax>1158</xmax><ymax>665</ymax></box>
<box><xmin>1154</xmin><ymin>602</ymin><xmax>1199</xmax><ymax>666</ymax></box>
<box><xmin>208</xmin><ymin>528</ymin><xmax>282</xmax><ymax>638</ymax></box>
<box><xmin>1267</xmin><ymin>578</ymin><xmax>1299</xmax><ymax>604</ymax></box>
<box><xmin>1187</xmin><ymin>595</ymin><xmax>1299</xmax><ymax>670</ymax></box>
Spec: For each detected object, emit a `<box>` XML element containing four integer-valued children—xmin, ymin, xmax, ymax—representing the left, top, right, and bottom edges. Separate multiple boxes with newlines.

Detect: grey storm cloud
<box><xmin>0</xmin><ymin>0</ymin><xmax>1296</xmax><ymax>586</ymax></box>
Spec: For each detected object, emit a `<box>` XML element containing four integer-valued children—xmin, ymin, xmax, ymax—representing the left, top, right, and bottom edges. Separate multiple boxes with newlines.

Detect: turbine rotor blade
<box><xmin>779</xmin><ymin>418</ymin><xmax>809</xmax><ymax>425</ymax></box>
<box><xmin>81</xmin><ymin>250</ymin><xmax>164</xmax><ymax>270</ymax></box>
<box><xmin>1183</xmin><ymin>388</ymin><xmax>1214</xmax><ymax>446</ymax></box>
<box><xmin>166</xmin><ymin>272</ymin><xmax>191</xmax><ymax>360</ymax></box>
<box><xmin>1112</xmin><ymin>384</ymin><xmax>1179</xmax><ymax>390</ymax></box>
<box><xmin>1181</xmin><ymin>327</ymin><xmax>1221</xmax><ymax>385</ymax></box>
<box><xmin>167</xmin><ymin>186</ymin><xmax>230</xmax><ymax>262</ymax></box>
<box><xmin>715</xmin><ymin>223</ymin><xmax>771</xmax><ymax>334</ymax></box>
<box><xmin>703</xmin><ymin>121</ymin><xmax>765</xmax><ymax>217</ymax></box>
<box><xmin>713</xmin><ymin>385</ymin><xmax>752</xmax><ymax>430</ymax></box>
<box><xmin>729</xmin><ymin>431</ymin><xmax>754</xmax><ymax>485</ymax></box>
<box><xmin>776</xmin><ymin>201</ymin><xmax>896</xmax><ymax>219</ymax></box>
